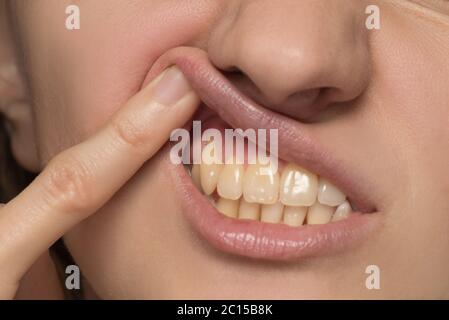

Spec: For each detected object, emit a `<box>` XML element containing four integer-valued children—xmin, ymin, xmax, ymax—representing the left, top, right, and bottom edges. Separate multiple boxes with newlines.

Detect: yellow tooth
<box><xmin>261</xmin><ymin>202</ymin><xmax>284</xmax><ymax>224</ymax></box>
<box><xmin>217</xmin><ymin>163</ymin><xmax>244</xmax><ymax>200</ymax></box>
<box><xmin>216</xmin><ymin>197</ymin><xmax>239</xmax><ymax>218</ymax></box>
<box><xmin>200</xmin><ymin>163</ymin><xmax>222</xmax><ymax>195</ymax></box>
<box><xmin>280</xmin><ymin>164</ymin><xmax>318</xmax><ymax>206</ymax></box>
<box><xmin>243</xmin><ymin>164</ymin><xmax>279</xmax><ymax>204</ymax></box>
<box><xmin>238</xmin><ymin>198</ymin><xmax>261</xmax><ymax>220</ymax></box>
<box><xmin>200</xmin><ymin>142</ymin><xmax>223</xmax><ymax>195</ymax></box>
<box><xmin>307</xmin><ymin>203</ymin><xmax>334</xmax><ymax>225</ymax></box>
<box><xmin>191</xmin><ymin>164</ymin><xmax>201</xmax><ymax>190</ymax></box>
<box><xmin>318</xmin><ymin>178</ymin><xmax>346</xmax><ymax>206</ymax></box>
<box><xmin>283</xmin><ymin>206</ymin><xmax>307</xmax><ymax>227</ymax></box>
<box><xmin>332</xmin><ymin>200</ymin><xmax>352</xmax><ymax>221</ymax></box>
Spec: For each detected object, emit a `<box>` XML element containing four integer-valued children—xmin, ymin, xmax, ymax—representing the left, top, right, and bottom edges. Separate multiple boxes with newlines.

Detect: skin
<box><xmin>1</xmin><ymin>0</ymin><xmax>449</xmax><ymax>299</ymax></box>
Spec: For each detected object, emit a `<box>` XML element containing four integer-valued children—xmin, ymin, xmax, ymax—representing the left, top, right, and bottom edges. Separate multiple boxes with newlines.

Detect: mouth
<box><xmin>148</xmin><ymin>47</ymin><xmax>381</xmax><ymax>261</ymax></box>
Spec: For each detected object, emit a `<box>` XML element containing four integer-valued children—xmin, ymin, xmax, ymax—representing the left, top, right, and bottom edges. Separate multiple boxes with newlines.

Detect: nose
<box><xmin>207</xmin><ymin>0</ymin><xmax>371</xmax><ymax>120</ymax></box>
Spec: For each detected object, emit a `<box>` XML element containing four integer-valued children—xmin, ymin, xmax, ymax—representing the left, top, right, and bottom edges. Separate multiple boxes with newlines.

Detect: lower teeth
<box><xmin>209</xmin><ymin>194</ymin><xmax>351</xmax><ymax>226</ymax></box>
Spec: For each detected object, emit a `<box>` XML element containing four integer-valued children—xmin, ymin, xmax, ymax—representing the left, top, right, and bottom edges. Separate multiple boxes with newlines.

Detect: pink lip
<box><xmin>149</xmin><ymin>47</ymin><xmax>381</xmax><ymax>260</ymax></box>
<box><xmin>169</xmin><ymin>157</ymin><xmax>380</xmax><ymax>260</ymax></box>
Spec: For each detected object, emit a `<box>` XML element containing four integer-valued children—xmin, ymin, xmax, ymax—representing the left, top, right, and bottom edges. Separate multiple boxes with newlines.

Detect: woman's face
<box><xmin>8</xmin><ymin>0</ymin><xmax>449</xmax><ymax>298</ymax></box>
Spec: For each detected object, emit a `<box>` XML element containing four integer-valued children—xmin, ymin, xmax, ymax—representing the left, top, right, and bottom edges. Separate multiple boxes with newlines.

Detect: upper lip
<box><xmin>146</xmin><ymin>46</ymin><xmax>376</xmax><ymax>213</ymax></box>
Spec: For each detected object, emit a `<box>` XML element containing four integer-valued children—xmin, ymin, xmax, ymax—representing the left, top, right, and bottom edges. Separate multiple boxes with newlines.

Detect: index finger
<box><xmin>0</xmin><ymin>66</ymin><xmax>199</xmax><ymax>285</ymax></box>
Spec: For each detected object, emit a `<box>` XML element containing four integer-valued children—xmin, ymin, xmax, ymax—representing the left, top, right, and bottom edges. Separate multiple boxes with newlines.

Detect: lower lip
<box><xmin>167</xmin><ymin>155</ymin><xmax>381</xmax><ymax>261</ymax></box>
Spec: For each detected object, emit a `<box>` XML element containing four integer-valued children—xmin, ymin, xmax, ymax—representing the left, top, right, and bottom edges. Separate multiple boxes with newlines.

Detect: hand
<box><xmin>0</xmin><ymin>66</ymin><xmax>199</xmax><ymax>299</ymax></box>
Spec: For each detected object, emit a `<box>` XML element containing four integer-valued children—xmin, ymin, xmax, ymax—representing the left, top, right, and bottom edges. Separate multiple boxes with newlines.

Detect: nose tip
<box><xmin>208</xmin><ymin>0</ymin><xmax>371</xmax><ymax>120</ymax></box>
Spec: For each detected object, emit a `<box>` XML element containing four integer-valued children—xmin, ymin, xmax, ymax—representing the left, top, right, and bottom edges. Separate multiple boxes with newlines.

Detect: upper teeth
<box><xmin>190</xmin><ymin>143</ymin><xmax>352</xmax><ymax>226</ymax></box>
<box><xmin>280</xmin><ymin>164</ymin><xmax>318</xmax><ymax>206</ymax></box>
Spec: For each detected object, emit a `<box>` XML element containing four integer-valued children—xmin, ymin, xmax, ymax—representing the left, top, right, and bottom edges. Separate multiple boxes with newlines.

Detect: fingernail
<box><xmin>152</xmin><ymin>66</ymin><xmax>193</xmax><ymax>106</ymax></box>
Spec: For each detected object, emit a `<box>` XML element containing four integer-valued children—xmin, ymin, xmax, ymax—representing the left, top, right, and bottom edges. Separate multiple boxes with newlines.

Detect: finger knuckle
<box><xmin>42</xmin><ymin>153</ymin><xmax>95</xmax><ymax>213</ymax></box>
<box><xmin>110</xmin><ymin>115</ymin><xmax>151</xmax><ymax>154</ymax></box>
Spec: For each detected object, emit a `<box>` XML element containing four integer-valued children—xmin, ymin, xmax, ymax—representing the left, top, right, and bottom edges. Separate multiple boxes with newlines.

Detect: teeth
<box><xmin>307</xmin><ymin>203</ymin><xmax>334</xmax><ymax>225</ymax></box>
<box><xmin>243</xmin><ymin>164</ymin><xmax>279</xmax><ymax>204</ymax></box>
<box><xmin>216</xmin><ymin>197</ymin><xmax>239</xmax><ymax>218</ymax></box>
<box><xmin>317</xmin><ymin>178</ymin><xmax>346</xmax><ymax>206</ymax></box>
<box><xmin>261</xmin><ymin>201</ymin><xmax>284</xmax><ymax>224</ymax></box>
<box><xmin>200</xmin><ymin>163</ymin><xmax>222</xmax><ymax>195</ymax></box>
<box><xmin>238</xmin><ymin>198</ymin><xmax>261</xmax><ymax>220</ymax></box>
<box><xmin>191</xmin><ymin>164</ymin><xmax>201</xmax><ymax>189</ymax></box>
<box><xmin>280</xmin><ymin>164</ymin><xmax>318</xmax><ymax>206</ymax></box>
<box><xmin>332</xmin><ymin>200</ymin><xmax>352</xmax><ymax>221</ymax></box>
<box><xmin>212</xmin><ymin>195</ymin><xmax>353</xmax><ymax>226</ymax></box>
<box><xmin>193</xmin><ymin>148</ymin><xmax>356</xmax><ymax>225</ymax></box>
<box><xmin>217</xmin><ymin>163</ymin><xmax>244</xmax><ymax>200</ymax></box>
<box><xmin>200</xmin><ymin>142</ymin><xmax>223</xmax><ymax>195</ymax></box>
<box><xmin>283</xmin><ymin>206</ymin><xmax>307</xmax><ymax>227</ymax></box>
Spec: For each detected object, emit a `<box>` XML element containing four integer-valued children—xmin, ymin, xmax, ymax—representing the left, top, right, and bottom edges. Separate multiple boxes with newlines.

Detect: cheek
<box><xmin>362</xmin><ymin>8</ymin><xmax>449</xmax><ymax>295</ymax></box>
<box><xmin>370</xmin><ymin>7</ymin><xmax>449</xmax><ymax>203</ymax></box>
<box><xmin>19</xmin><ymin>0</ymin><xmax>217</xmax><ymax>163</ymax></box>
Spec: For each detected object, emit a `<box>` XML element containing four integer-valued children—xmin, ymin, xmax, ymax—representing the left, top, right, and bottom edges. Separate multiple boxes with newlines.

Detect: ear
<box><xmin>0</xmin><ymin>1</ymin><xmax>39</xmax><ymax>172</ymax></box>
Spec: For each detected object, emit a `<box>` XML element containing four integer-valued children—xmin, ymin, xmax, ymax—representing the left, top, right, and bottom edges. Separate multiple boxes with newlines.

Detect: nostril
<box><xmin>221</xmin><ymin>67</ymin><xmax>329</xmax><ymax>121</ymax></box>
<box><xmin>287</xmin><ymin>88</ymin><xmax>321</xmax><ymax>106</ymax></box>
<box><xmin>278</xmin><ymin>87</ymin><xmax>323</xmax><ymax>119</ymax></box>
